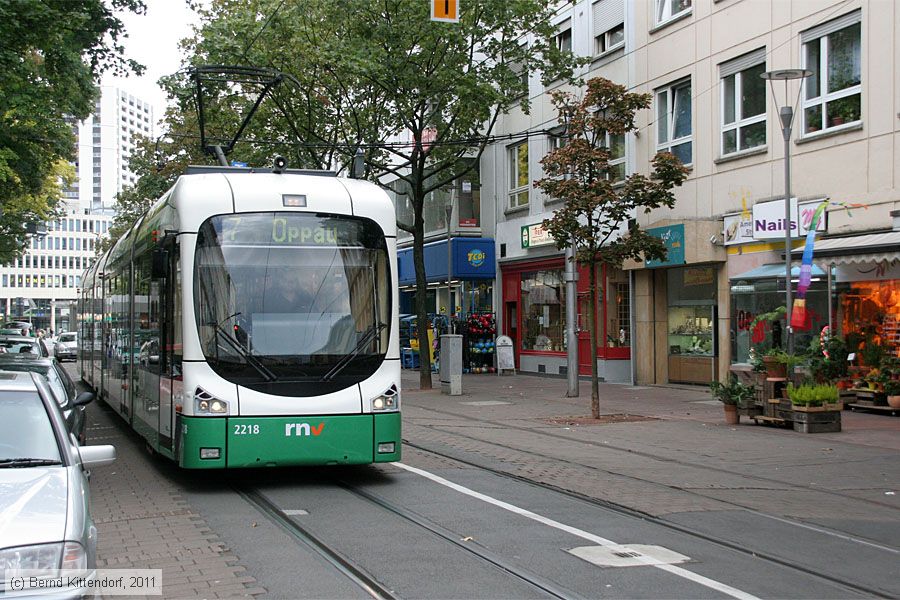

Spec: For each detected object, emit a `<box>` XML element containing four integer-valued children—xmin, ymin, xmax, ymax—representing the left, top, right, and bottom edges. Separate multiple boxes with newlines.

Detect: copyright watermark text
<box><xmin>4</xmin><ymin>569</ymin><xmax>162</xmax><ymax>595</ymax></box>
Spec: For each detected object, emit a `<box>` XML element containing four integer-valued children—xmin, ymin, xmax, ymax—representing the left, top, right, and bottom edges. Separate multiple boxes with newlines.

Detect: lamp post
<box><xmin>760</xmin><ymin>68</ymin><xmax>812</xmax><ymax>355</ymax></box>
<box><xmin>561</xmin><ymin>104</ymin><xmax>579</xmax><ymax>398</ymax></box>
<box><xmin>445</xmin><ymin>194</ymin><xmax>454</xmax><ymax>334</ymax></box>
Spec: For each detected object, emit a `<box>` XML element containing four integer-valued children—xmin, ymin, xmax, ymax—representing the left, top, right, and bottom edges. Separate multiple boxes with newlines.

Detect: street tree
<box><xmin>178</xmin><ymin>0</ymin><xmax>582</xmax><ymax>388</ymax></box>
<box><xmin>536</xmin><ymin>78</ymin><xmax>688</xmax><ymax>418</ymax></box>
<box><xmin>0</xmin><ymin>0</ymin><xmax>145</xmax><ymax>263</ymax></box>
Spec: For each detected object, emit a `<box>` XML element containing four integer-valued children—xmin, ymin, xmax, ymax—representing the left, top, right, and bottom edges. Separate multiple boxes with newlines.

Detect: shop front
<box><xmin>499</xmin><ymin>256</ymin><xmax>632</xmax><ymax>382</ymax></box>
<box><xmin>396</xmin><ymin>237</ymin><xmax>495</xmax><ymax>317</ymax></box>
<box><xmin>791</xmin><ymin>230</ymin><xmax>900</xmax><ymax>362</ymax></box>
<box><xmin>627</xmin><ymin>220</ymin><xmax>728</xmax><ymax>386</ymax></box>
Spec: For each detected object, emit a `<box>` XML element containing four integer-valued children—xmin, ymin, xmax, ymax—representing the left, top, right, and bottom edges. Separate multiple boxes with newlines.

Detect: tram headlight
<box><xmin>194</xmin><ymin>388</ymin><xmax>228</xmax><ymax>415</ymax></box>
<box><xmin>370</xmin><ymin>385</ymin><xmax>400</xmax><ymax>412</ymax></box>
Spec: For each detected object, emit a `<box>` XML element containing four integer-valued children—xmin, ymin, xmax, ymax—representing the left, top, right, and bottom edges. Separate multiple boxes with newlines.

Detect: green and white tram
<box><xmin>79</xmin><ymin>166</ymin><xmax>401</xmax><ymax>468</ymax></box>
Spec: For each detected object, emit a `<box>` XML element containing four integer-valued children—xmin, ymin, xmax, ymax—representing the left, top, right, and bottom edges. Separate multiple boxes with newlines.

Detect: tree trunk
<box><xmin>411</xmin><ymin>195</ymin><xmax>432</xmax><ymax>390</ymax></box>
<box><xmin>589</xmin><ymin>263</ymin><xmax>600</xmax><ymax>419</ymax></box>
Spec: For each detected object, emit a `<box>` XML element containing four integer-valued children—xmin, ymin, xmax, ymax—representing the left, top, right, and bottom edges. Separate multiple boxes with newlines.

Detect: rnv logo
<box><xmin>285</xmin><ymin>422</ymin><xmax>325</xmax><ymax>437</ymax></box>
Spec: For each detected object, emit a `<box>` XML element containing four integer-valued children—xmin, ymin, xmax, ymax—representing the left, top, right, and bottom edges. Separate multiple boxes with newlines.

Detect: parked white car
<box><xmin>54</xmin><ymin>332</ymin><xmax>78</xmax><ymax>362</ymax></box>
<box><xmin>0</xmin><ymin>371</ymin><xmax>115</xmax><ymax>596</ymax></box>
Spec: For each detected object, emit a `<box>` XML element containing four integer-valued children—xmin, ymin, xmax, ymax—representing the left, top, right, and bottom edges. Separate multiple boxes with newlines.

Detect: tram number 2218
<box><xmin>234</xmin><ymin>424</ymin><xmax>260</xmax><ymax>435</ymax></box>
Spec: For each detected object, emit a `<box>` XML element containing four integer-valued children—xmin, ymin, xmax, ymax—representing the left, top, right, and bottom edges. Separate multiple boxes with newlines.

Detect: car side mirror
<box><xmin>78</xmin><ymin>444</ymin><xmax>116</xmax><ymax>469</ymax></box>
<box><xmin>74</xmin><ymin>391</ymin><xmax>95</xmax><ymax>406</ymax></box>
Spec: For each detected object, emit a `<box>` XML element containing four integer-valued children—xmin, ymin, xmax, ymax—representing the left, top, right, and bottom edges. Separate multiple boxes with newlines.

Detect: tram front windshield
<box><xmin>194</xmin><ymin>213</ymin><xmax>390</xmax><ymax>396</ymax></box>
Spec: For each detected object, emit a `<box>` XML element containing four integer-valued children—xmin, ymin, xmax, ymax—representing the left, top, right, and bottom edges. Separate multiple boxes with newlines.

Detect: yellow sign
<box><xmin>684</xmin><ymin>267</ymin><xmax>715</xmax><ymax>286</ymax></box>
<box><xmin>431</xmin><ymin>0</ymin><xmax>459</xmax><ymax>22</ymax></box>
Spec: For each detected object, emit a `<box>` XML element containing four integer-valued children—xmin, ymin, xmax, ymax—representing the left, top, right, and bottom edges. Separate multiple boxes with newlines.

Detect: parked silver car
<box><xmin>0</xmin><ymin>355</ymin><xmax>94</xmax><ymax>444</ymax></box>
<box><xmin>53</xmin><ymin>332</ymin><xmax>78</xmax><ymax>362</ymax></box>
<box><xmin>0</xmin><ymin>371</ymin><xmax>115</xmax><ymax>596</ymax></box>
<box><xmin>0</xmin><ymin>334</ymin><xmax>50</xmax><ymax>358</ymax></box>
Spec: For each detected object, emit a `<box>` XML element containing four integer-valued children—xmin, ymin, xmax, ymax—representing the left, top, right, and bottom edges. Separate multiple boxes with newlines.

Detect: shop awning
<box><xmin>789</xmin><ymin>231</ymin><xmax>900</xmax><ymax>266</ymax></box>
<box><xmin>731</xmin><ymin>263</ymin><xmax>825</xmax><ymax>280</ymax></box>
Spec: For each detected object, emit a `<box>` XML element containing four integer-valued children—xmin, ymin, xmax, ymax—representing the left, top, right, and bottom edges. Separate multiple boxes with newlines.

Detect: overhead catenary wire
<box><xmin>158</xmin><ymin>0</ymin><xmax>855</xmax><ymax>158</ymax></box>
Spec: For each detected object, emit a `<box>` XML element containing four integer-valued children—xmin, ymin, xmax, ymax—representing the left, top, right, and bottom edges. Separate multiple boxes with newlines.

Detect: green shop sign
<box><xmin>521</xmin><ymin>223</ymin><xmax>554</xmax><ymax>248</ymax></box>
<box><xmin>645</xmin><ymin>224</ymin><xmax>685</xmax><ymax>268</ymax></box>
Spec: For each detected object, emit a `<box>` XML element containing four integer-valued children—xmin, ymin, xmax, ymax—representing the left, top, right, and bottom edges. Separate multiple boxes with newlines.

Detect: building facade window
<box><xmin>603</xmin><ymin>132</ymin><xmax>626</xmax><ymax>182</ymax></box>
<box><xmin>555</xmin><ymin>19</ymin><xmax>572</xmax><ymax>53</ymax></box>
<box><xmin>802</xmin><ymin>12</ymin><xmax>861</xmax><ymax>134</ymax></box>
<box><xmin>508</xmin><ymin>141</ymin><xmax>529</xmax><ymax>208</ymax></box>
<box><xmin>522</xmin><ymin>270</ymin><xmax>566</xmax><ymax>352</ymax></box>
<box><xmin>720</xmin><ymin>51</ymin><xmax>766</xmax><ymax>155</ymax></box>
<box><xmin>596</xmin><ymin>23</ymin><xmax>624</xmax><ymax>55</ymax></box>
<box><xmin>656</xmin><ymin>79</ymin><xmax>692</xmax><ymax>165</ymax></box>
<box><xmin>656</xmin><ymin>0</ymin><xmax>691</xmax><ymax>25</ymax></box>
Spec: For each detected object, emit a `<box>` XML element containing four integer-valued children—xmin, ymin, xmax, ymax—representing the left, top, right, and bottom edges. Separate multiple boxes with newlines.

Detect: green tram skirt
<box><xmin>176</xmin><ymin>412</ymin><xmax>401</xmax><ymax>468</ymax></box>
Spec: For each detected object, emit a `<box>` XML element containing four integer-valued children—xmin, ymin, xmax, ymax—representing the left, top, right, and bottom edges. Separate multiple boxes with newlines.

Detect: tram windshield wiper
<box><xmin>319</xmin><ymin>322</ymin><xmax>387</xmax><ymax>383</ymax></box>
<box><xmin>213</xmin><ymin>323</ymin><xmax>277</xmax><ymax>382</ymax></box>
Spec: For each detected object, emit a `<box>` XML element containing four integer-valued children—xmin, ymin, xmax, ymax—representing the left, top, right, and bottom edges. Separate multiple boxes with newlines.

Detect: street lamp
<box><xmin>445</xmin><ymin>193</ymin><xmax>454</xmax><ymax>334</ymax></box>
<box><xmin>560</xmin><ymin>103</ymin><xmax>579</xmax><ymax>398</ymax></box>
<box><xmin>760</xmin><ymin>68</ymin><xmax>812</xmax><ymax>355</ymax></box>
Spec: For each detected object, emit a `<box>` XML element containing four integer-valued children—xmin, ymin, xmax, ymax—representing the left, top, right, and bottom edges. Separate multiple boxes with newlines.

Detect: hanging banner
<box><xmin>791</xmin><ymin>200</ymin><xmax>828</xmax><ymax>330</ymax></box>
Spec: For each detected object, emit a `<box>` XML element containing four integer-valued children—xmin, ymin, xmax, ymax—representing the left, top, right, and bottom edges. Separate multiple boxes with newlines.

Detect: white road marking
<box><xmin>393</xmin><ymin>462</ymin><xmax>759</xmax><ymax>600</ymax></box>
<box><xmin>460</xmin><ymin>400</ymin><xmax>513</xmax><ymax>406</ymax></box>
<box><xmin>283</xmin><ymin>509</ymin><xmax>309</xmax><ymax>516</ymax></box>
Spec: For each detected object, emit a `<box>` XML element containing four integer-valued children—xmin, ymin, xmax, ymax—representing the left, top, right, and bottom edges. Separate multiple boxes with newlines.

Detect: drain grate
<box><xmin>568</xmin><ymin>544</ymin><xmax>691</xmax><ymax>568</ymax></box>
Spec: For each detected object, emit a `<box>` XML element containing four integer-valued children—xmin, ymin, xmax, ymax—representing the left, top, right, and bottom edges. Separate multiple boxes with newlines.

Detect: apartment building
<box><xmin>483</xmin><ymin>0</ymin><xmax>899</xmax><ymax>385</ymax></box>
<box><xmin>0</xmin><ymin>86</ymin><xmax>152</xmax><ymax>331</ymax></box>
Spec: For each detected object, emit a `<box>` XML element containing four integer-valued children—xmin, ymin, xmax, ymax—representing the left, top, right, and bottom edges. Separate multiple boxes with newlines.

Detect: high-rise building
<box><xmin>72</xmin><ymin>85</ymin><xmax>155</xmax><ymax>214</ymax></box>
<box><xmin>0</xmin><ymin>86</ymin><xmax>153</xmax><ymax>332</ymax></box>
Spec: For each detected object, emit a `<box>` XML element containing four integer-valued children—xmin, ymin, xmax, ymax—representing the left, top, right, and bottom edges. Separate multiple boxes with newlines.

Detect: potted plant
<box><xmin>885</xmin><ymin>380</ymin><xmax>900</xmax><ymax>409</ymax></box>
<box><xmin>789</xmin><ymin>383</ymin><xmax>842</xmax><ymax>432</ymax></box>
<box><xmin>710</xmin><ymin>375</ymin><xmax>756</xmax><ymax>425</ymax></box>
<box><xmin>859</xmin><ymin>336</ymin><xmax>886</xmax><ymax>370</ymax></box>
<box><xmin>762</xmin><ymin>348</ymin><xmax>787</xmax><ymax>378</ymax></box>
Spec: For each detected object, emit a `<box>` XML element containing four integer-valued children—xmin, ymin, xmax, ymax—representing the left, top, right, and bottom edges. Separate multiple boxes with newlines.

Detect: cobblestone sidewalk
<box><xmin>86</xmin><ymin>403</ymin><xmax>266</xmax><ymax>599</ymax></box>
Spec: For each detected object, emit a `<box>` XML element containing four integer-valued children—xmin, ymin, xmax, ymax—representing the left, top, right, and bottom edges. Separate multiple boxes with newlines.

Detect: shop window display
<box><xmin>731</xmin><ymin>277</ymin><xmax>829</xmax><ymax>363</ymax></box>
<box><xmin>521</xmin><ymin>270</ymin><xmax>565</xmax><ymax>352</ymax></box>
<box><xmin>836</xmin><ymin>279</ymin><xmax>900</xmax><ymax>360</ymax></box>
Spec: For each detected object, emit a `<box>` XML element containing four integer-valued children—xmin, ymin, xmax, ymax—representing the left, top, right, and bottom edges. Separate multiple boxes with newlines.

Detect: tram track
<box><xmin>408</xmin><ymin>403</ymin><xmax>900</xmax><ymax>514</ymax></box>
<box><xmin>235</xmin><ymin>486</ymin><xmax>398</xmax><ymax>600</ymax></box>
<box><xmin>237</xmin><ymin>480</ymin><xmax>582</xmax><ymax>600</ymax></box>
<box><xmin>402</xmin><ymin>440</ymin><xmax>897</xmax><ymax>599</ymax></box>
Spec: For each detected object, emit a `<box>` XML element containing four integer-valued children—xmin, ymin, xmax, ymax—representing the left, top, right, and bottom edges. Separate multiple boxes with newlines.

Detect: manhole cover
<box><xmin>568</xmin><ymin>544</ymin><xmax>690</xmax><ymax>568</ymax></box>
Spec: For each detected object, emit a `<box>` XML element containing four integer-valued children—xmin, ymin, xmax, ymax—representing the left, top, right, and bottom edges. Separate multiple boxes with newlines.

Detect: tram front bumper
<box><xmin>177</xmin><ymin>413</ymin><xmax>401</xmax><ymax>468</ymax></box>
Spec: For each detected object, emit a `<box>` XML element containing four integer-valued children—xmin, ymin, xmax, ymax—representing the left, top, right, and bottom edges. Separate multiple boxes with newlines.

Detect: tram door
<box><xmin>156</xmin><ymin>240</ymin><xmax>179</xmax><ymax>451</ymax></box>
<box><xmin>132</xmin><ymin>249</ymin><xmax>161</xmax><ymax>446</ymax></box>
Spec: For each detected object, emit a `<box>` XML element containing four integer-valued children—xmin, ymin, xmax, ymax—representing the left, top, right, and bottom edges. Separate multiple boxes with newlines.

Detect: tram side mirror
<box><xmin>151</xmin><ymin>249</ymin><xmax>169</xmax><ymax>279</ymax></box>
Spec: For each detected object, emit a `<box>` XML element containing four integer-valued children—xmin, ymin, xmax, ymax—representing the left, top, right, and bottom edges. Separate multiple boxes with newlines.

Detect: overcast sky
<box><xmin>102</xmin><ymin>0</ymin><xmax>206</xmax><ymax>131</ymax></box>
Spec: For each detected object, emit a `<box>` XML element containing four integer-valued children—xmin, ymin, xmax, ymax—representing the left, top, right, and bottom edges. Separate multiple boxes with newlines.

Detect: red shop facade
<box><xmin>500</xmin><ymin>256</ymin><xmax>632</xmax><ymax>383</ymax></box>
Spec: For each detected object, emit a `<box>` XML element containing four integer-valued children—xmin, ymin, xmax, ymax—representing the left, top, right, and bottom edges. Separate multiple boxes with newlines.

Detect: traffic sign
<box><xmin>431</xmin><ymin>0</ymin><xmax>459</xmax><ymax>23</ymax></box>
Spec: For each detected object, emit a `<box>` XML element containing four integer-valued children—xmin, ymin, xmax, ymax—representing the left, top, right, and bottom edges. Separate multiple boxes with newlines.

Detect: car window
<box><xmin>44</xmin><ymin>368</ymin><xmax>70</xmax><ymax>407</ymax></box>
<box><xmin>0</xmin><ymin>391</ymin><xmax>61</xmax><ymax>462</ymax></box>
<box><xmin>53</xmin><ymin>364</ymin><xmax>76</xmax><ymax>401</ymax></box>
<box><xmin>0</xmin><ymin>341</ymin><xmax>40</xmax><ymax>356</ymax></box>
<box><xmin>59</xmin><ymin>334</ymin><xmax>76</xmax><ymax>343</ymax></box>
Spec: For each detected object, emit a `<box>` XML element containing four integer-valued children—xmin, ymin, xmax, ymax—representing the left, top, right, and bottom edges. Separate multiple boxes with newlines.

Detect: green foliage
<box><xmin>885</xmin><ymin>380</ymin><xmax>900</xmax><ymax>397</ymax></box>
<box><xmin>535</xmin><ymin>77</ymin><xmax>688</xmax><ymax>416</ymax></box>
<box><xmin>859</xmin><ymin>336</ymin><xmax>886</xmax><ymax>369</ymax></box>
<box><xmin>787</xmin><ymin>383</ymin><xmax>838</xmax><ymax>406</ymax></box>
<box><xmin>709</xmin><ymin>375</ymin><xmax>756</xmax><ymax>407</ymax></box>
<box><xmin>748</xmin><ymin>306</ymin><xmax>786</xmax><ymax>335</ymax></box>
<box><xmin>806</xmin><ymin>335</ymin><xmax>849</xmax><ymax>382</ymax></box>
<box><xmin>100</xmin><ymin>137</ymin><xmax>190</xmax><ymax>255</ymax></box>
<box><xmin>771</xmin><ymin>350</ymin><xmax>806</xmax><ymax>371</ymax></box>
<box><xmin>0</xmin><ymin>0</ymin><xmax>144</xmax><ymax>262</ymax></box>
<box><xmin>537</xmin><ymin>78</ymin><xmax>689</xmax><ymax>269</ymax></box>
<box><xmin>173</xmin><ymin>0</ymin><xmax>583</xmax><ymax>388</ymax></box>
